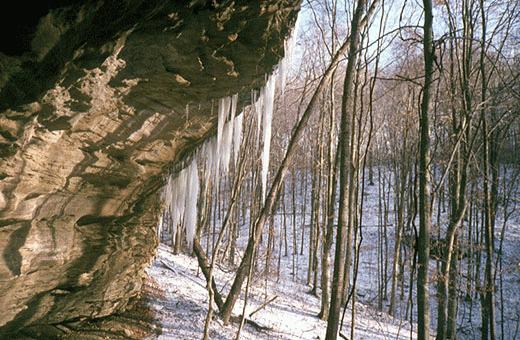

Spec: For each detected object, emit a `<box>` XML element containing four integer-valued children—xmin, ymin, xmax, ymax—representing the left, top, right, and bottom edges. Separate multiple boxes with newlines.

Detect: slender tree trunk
<box><xmin>390</xmin><ymin>156</ymin><xmax>407</xmax><ymax>316</ymax></box>
<box><xmin>417</xmin><ymin>0</ymin><xmax>434</xmax><ymax>338</ymax></box>
<box><xmin>325</xmin><ymin>0</ymin><xmax>373</xmax><ymax>338</ymax></box>
<box><xmin>377</xmin><ymin>166</ymin><xmax>384</xmax><ymax>309</ymax></box>
<box><xmin>292</xmin><ymin>170</ymin><xmax>298</xmax><ymax>279</ymax></box>
<box><xmin>479</xmin><ymin>0</ymin><xmax>495</xmax><ymax>337</ymax></box>
<box><xmin>311</xmin><ymin>114</ymin><xmax>326</xmax><ymax>295</ymax></box>
<box><xmin>283</xmin><ymin>186</ymin><xmax>289</xmax><ymax>257</ymax></box>
<box><xmin>301</xmin><ymin>169</ymin><xmax>308</xmax><ymax>256</ymax></box>
<box><xmin>368</xmin><ymin>151</ymin><xmax>374</xmax><ymax>185</ymax></box>
<box><xmin>319</xmin><ymin>77</ymin><xmax>338</xmax><ymax>321</ymax></box>
<box><xmin>308</xmin><ymin>154</ymin><xmax>317</xmax><ymax>285</ymax></box>
<box><xmin>174</xmin><ymin>222</ymin><xmax>182</xmax><ymax>254</ymax></box>
<box><xmin>447</xmin><ymin>237</ymin><xmax>459</xmax><ymax>340</ymax></box>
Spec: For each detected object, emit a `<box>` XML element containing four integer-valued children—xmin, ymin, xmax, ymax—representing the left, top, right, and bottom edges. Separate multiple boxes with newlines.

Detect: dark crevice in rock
<box><xmin>40</xmin><ymin>116</ymin><xmax>73</xmax><ymax>131</ymax></box>
<box><xmin>0</xmin><ymin>291</ymin><xmax>49</xmax><ymax>336</ymax></box>
<box><xmin>23</xmin><ymin>193</ymin><xmax>43</xmax><ymax>201</ymax></box>
<box><xmin>0</xmin><ymin>142</ymin><xmax>18</xmax><ymax>158</ymax></box>
<box><xmin>81</xmin><ymin>173</ymin><xmax>132</xmax><ymax>189</ymax></box>
<box><xmin>0</xmin><ymin>219</ymin><xmax>30</xmax><ymax>227</ymax></box>
<box><xmin>0</xmin><ymin>130</ymin><xmax>18</xmax><ymax>142</ymax></box>
<box><xmin>0</xmin><ymin>1</ymin><xmax>85</xmax><ymax>55</ymax></box>
<box><xmin>76</xmin><ymin>215</ymin><xmax>118</xmax><ymax>226</ymax></box>
<box><xmin>3</xmin><ymin>222</ymin><xmax>31</xmax><ymax>276</ymax></box>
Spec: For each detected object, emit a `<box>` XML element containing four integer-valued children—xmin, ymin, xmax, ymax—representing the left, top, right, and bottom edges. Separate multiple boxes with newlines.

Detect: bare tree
<box><xmin>417</xmin><ymin>0</ymin><xmax>434</xmax><ymax>338</ymax></box>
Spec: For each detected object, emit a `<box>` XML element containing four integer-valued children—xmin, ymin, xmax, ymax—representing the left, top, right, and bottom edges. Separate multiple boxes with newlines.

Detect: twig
<box><xmin>230</xmin><ymin>315</ymin><xmax>273</xmax><ymax>333</ymax></box>
<box><xmin>249</xmin><ymin>295</ymin><xmax>278</xmax><ymax>318</ymax></box>
<box><xmin>160</xmin><ymin>259</ymin><xmax>177</xmax><ymax>274</ymax></box>
<box><xmin>160</xmin><ymin>259</ymin><xmax>206</xmax><ymax>289</ymax></box>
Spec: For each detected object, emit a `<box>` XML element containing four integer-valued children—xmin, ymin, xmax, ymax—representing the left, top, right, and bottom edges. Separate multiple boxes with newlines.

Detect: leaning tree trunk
<box><xmin>219</xmin><ymin>18</ymin><xmax>363</xmax><ymax>324</ymax></box>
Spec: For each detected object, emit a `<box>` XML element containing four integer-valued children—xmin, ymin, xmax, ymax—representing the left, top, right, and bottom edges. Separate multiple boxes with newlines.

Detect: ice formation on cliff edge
<box><xmin>159</xmin><ymin>25</ymin><xmax>298</xmax><ymax>246</ymax></box>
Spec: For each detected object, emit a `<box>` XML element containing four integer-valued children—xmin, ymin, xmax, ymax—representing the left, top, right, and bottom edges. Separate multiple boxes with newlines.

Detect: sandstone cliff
<box><xmin>0</xmin><ymin>1</ymin><xmax>299</xmax><ymax>335</ymax></box>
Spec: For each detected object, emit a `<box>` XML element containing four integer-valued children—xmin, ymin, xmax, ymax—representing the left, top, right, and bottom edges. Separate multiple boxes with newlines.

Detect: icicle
<box><xmin>164</xmin><ymin>175</ymin><xmax>177</xmax><ymax>240</ymax></box>
<box><xmin>161</xmin><ymin>175</ymin><xmax>172</xmax><ymax>212</ymax></box>
<box><xmin>261</xmin><ymin>74</ymin><xmax>276</xmax><ymax>201</ymax></box>
<box><xmin>221</xmin><ymin>120</ymin><xmax>234</xmax><ymax>174</ymax></box>
<box><xmin>217</xmin><ymin>97</ymin><xmax>229</xmax><ymax>149</ymax></box>
<box><xmin>230</xmin><ymin>93</ymin><xmax>238</xmax><ymax>119</ymax></box>
<box><xmin>170</xmin><ymin>167</ymin><xmax>187</xmax><ymax>239</ymax></box>
<box><xmin>216</xmin><ymin>97</ymin><xmax>230</xmax><ymax>181</ymax></box>
<box><xmin>203</xmin><ymin>139</ymin><xmax>215</xmax><ymax>184</ymax></box>
<box><xmin>232</xmin><ymin>112</ymin><xmax>243</xmax><ymax>166</ymax></box>
<box><xmin>278</xmin><ymin>16</ymin><xmax>299</xmax><ymax>94</ymax></box>
<box><xmin>183</xmin><ymin>158</ymin><xmax>199</xmax><ymax>247</ymax></box>
<box><xmin>157</xmin><ymin>211</ymin><xmax>163</xmax><ymax>240</ymax></box>
<box><xmin>211</xmin><ymin>138</ymin><xmax>219</xmax><ymax>178</ymax></box>
<box><xmin>253</xmin><ymin>90</ymin><xmax>263</xmax><ymax>146</ymax></box>
<box><xmin>220</xmin><ymin>94</ymin><xmax>237</xmax><ymax>174</ymax></box>
<box><xmin>278</xmin><ymin>40</ymin><xmax>289</xmax><ymax>94</ymax></box>
<box><xmin>161</xmin><ymin>157</ymin><xmax>199</xmax><ymax>248</ymax></box>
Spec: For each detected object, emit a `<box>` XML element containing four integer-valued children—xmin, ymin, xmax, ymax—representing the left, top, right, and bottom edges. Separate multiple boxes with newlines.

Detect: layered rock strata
<box><xmin>0</xmin><ymin>0</ymin><xmax>299</xmax><ymax>334</ymax></box>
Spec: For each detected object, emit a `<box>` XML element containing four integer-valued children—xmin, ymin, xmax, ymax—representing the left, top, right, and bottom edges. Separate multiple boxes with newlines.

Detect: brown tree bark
<box><xmin>417</xmin><ymin>0</ymin><xmax>434</xmax><ymax>339</ymax></box>
<box><xmin>325</xmin><ymin>0</ymin><xmax>374</xmax><ymax>338</ymax></box>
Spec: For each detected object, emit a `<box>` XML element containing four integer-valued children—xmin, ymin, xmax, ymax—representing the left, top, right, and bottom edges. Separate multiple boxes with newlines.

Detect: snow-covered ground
<box><xmin>150</xmin><ymin>167</ymin><xmax>519</xmax><ymax>339</ymax></box>
<box><xmin>145</xmin><ymin>244</ymin><xmax>417</xmax><ymax>339</ymax></box>
<box><xmin>347</xmin><ymin>173</ymin><xmax>520</xmax><ymax>339</ymax></box>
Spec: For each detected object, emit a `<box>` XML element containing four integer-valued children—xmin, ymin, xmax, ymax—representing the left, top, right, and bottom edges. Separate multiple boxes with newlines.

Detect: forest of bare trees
<box><xmin>158</xmin><ymin>0</ymin><xmax>520</xmax><ymax>338</ymax></box>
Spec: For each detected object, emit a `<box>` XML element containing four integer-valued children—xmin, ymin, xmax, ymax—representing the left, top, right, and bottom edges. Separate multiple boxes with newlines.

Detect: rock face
<box><xmin>0</xmin><ymin>0</ymin><xmax>299</xmax><ymax>335</ymax></box>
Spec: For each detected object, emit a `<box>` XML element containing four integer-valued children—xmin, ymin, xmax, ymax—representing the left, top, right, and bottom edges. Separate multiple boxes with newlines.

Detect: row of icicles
<box><xmin>158</xmin><ymin>24</ymin><xmax>298</xmax><ymax>247</ymax></box>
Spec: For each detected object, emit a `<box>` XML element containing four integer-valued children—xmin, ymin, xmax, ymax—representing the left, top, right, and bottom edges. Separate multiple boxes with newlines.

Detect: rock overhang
<box><xmin>0</xmin><ymin>0</ymin><xmax>300</xmax><ymax>335</ymax></box>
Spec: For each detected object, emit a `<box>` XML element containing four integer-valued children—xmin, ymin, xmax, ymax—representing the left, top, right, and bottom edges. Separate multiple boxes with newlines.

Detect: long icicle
<box><xmin>261</xmin><ymin>74</ymin><xmax>276</xmax><ymax>201</ymax></box>
<box><xmin>184</xmin><ymin>158</ymin><xmax>199</xmax><ymax>247</ymax></box>
<box><xmin>233</xmin><ymin>112</ymin><xmax>244</xmax><ymax>166</ymax></box>
<box><xmin>220</xmin><ymin>95</ymin><xmax>237</xmax><ymax>174</ymax></box>
<box><xmin>216</xmin><ymin>97</ymin><xmax>231</xmax><ymax>181</ymax></box>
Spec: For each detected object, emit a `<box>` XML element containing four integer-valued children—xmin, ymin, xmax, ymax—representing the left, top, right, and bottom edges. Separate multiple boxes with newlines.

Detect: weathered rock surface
<box><xmin>0</xmin><ymin>0</ymin><xmax>299</xmax><ymax>335</ymax></box>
